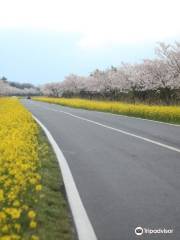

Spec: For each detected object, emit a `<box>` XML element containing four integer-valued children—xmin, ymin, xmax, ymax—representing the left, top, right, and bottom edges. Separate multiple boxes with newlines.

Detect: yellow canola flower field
<box><xmin>0</xmin><ymin>98</ymin><xmax>41</xmax><ymax>240</ymax></box>
<box><xmin>33</xmin><ymin>97</ymin><xmax>180</xmax><ymax>124</ymax></box>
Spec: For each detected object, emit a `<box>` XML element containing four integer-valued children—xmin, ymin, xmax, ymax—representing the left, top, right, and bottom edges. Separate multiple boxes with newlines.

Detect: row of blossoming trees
<box><xmin>0</xmin><ymin>77</ymin><xmax>40</xmax><ymax>96</ymax></box>
<box><xmin>41</xmin><ymin>42</ymin><xmax>180</xmax><ymax>105</ymax></box>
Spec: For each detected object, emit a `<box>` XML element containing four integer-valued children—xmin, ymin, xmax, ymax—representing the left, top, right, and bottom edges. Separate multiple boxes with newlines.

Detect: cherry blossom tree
<box><xmin>40</xmin><ymin>41</ymin><xmax>180</xmax><ymax>104</ymax></box>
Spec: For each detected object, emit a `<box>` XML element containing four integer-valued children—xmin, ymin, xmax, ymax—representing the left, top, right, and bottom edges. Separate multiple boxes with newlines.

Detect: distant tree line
<box><xmin>41</xmin><ymin>42</ymin><xmax>180</xmax><ymax>105</ymax></box>
<box><xmin>0</xmin><ymin>77</ymin><xmax>40</xmax><ymax>96</ymax></box>
<box><xmin>9</xmin><ymin>81</ymin><xmax>35</xmax><ymax>90</ymax></box>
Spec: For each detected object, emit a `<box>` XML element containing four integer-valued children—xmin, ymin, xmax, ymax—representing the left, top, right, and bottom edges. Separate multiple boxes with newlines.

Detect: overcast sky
<box><xmin>0</xmin><ymin>0</ymin><xmax>180</xmax><ymax>84</ymax></box>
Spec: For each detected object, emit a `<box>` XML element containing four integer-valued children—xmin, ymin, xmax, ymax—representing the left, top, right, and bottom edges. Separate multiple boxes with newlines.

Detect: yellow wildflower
<box><xmin>29</xmin><ymin>220</ymin><xmax>37</xmax><ymax>229</ymax></box>
<box><xmin>31</xmin><ymin>235</ymin><xmax>39</xmax><ymax>240</ymax></box>
<box><xmin>13</xmin><ymin>200</ymin><xmax>20</xmax><ymax>207</ymax></box>
<box><xmin>0</xmin><ymin>189</ymin><xmax>4</xmax><ymax>202</ymax></box>
<box><xmin>34</xmin><ymin>97</ymin><xmax>180</xmax><ymax>124</ymax></box>
<box><xmin>1</xmin><ymin>225</ymin><xmax>9</xmax><ymax>233</ymax></box>
<box><xmin>28</xmin><ymin>210</ymin><xmax>36</xmax><ymax>219</ymax></box>
<box><xmin>0</xmin><ymin>236</ymin><xmax>12</xmax><ymax>240</ymax></box>
<box><xmin>35</xmin><ymin>184</ymin><xmax>42</xmax><ymax>192</ymax></box>
<box><xmin>0</xmin><ymin>211</ymin><xmax>6</xmax><ymax>222</ymax></box>
<box><xmin>0</xmin><ymin>98</ymin><xmax>42</xmax><ymax>239</ymax></box>
<box><xmin>22</xmin><ymin>205</ymin><xmax>29</xmax><ymax>211</ymax></box>
<box><xmin>14</xmin><ymin>223</ymin><xmax>21</xmax><ymax>232</ymax></box>
<box><xmin>5</xmin><ymin>208</ymin><xmax>21</xmax><ymax>219</ymax></box>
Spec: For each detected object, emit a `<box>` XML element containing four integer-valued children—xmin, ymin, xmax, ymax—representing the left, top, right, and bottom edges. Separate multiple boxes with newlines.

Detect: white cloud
<box><xmin>0</xmin><ymin>0</ymin><xmax>180</xmax><ymax>48</ymax></box>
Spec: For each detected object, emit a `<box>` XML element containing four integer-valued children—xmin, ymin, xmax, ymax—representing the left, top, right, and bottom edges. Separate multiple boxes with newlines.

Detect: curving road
<box><xmin>22</xmin><ymin>99</ymin><xmax>180</xmax><ymax>240</ymax></box>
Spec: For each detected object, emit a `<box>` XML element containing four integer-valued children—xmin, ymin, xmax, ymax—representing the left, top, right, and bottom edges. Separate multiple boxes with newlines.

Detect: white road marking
<box><xmin>33</xmin><ymin>115</ymin><xmax>98</xmax><ymax>240</ymax></box>
<box><xmin>33</xmin><ymin>99</ymin><xmax>180</xmax><ymax>127</ymax></box>
<box><xmin>92</xmin><ymin>109</ymin><xmax>180</xmax><ymax>127</ymax></box>
<box><xmin>32</xmin><ymin>102</ymin><xmax>180</xmax><ymax>154</ymax></box>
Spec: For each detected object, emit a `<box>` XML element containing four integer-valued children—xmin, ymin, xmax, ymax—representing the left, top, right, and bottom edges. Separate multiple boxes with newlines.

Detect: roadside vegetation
<box><xmin>33</xmin><ymin>97</ymin><xmax>180</xmax><ymax>124</ymax></box>
<box><xmin>40</xmin><ymin>42</ymin><xmax>180</xmax><ymax>105</ymax></box>
<box><xmin>33</xmin><ymin>42</ymin><xmax>180</xmax><ymax>125</ymax></box>
<box><xmin>36</xmin><ymin>127</ymin><xmax>75</xmax><ymax>240</ymax></box>
<box><xmin>0</xmin><ymin>98</ymin><xmax>74</xmax><ymax>240</ymax></box>
<box><xmin>0</xmin><ymin>77</ymin><xmax>40</xmax><ymax>97</ymax></box>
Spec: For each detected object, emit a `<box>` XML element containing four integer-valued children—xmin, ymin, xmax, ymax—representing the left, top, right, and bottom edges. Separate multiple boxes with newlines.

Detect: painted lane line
<box><xmin>32</xmin><ymin>115</ymin><xmax>98</xmax><ymax>240</ymax></box>
<box><xmin>91</xmin><ymin>110</ymin><xmax>180</xmax><ymax>127</ymax></box>
<box><xmin>34</xmin><ymin>103</ymin><xmax>180</xmax><ymax>154</ymax></box>
<box><xmin>33</xmin><ymin>100</ymin><xmax>180</xmax><ymax>127</ymax></box>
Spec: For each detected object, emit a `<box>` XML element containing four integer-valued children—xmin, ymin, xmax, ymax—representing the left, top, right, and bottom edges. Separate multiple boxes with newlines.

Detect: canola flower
<box><xmin>33</xmin><ymin>97</ymin><xmax>180</xmax><ymax>124</ymax></box>
<box><xmin>0</xmin><ymin>98</ymin><xmax>42</xmax><ymax>239</ymax></box>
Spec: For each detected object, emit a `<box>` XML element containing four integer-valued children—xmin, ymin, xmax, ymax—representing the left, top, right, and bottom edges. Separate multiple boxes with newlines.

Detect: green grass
<box><xmin>36</xmin><ymin>127</ymin><xmax>76</xmax><ymax>240</ymax></box>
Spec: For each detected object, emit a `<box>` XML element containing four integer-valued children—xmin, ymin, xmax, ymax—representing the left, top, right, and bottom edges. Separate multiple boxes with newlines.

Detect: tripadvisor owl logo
<box><xmin>134</xmin><ymin>226</ymin><xmax>174</xmax><ymax>236</ymax></box>
<box><xmin>135</xmin><ymin>226</ymin><xmax>143</xmax><ymax>236</ymax></box>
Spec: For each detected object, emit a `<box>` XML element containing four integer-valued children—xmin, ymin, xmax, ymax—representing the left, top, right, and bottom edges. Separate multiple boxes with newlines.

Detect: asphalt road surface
<box><xmin>22</xmin><ymin>99</ymin><xmax>180</xmax><ymax>240</ymax></box>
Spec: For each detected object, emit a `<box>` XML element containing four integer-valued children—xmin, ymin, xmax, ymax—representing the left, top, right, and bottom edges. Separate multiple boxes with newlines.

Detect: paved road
<box><xmin>22</xmin><ymin>100</ymin><xmax>180</xmax><ymax>240</ymax></box>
